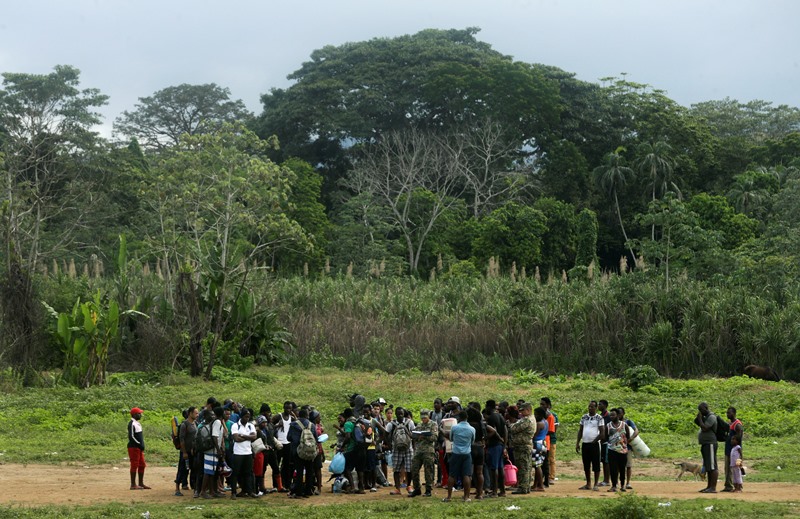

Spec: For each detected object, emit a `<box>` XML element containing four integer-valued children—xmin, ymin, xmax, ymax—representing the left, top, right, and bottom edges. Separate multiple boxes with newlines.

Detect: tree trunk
<box><xmin>614</xmin><ymin>190</ymin><xmax>637</xmax><ymax>264</ymax></box>
<box><xmin>176</xmin><ymin>272</ymin><xmax>204</xmax><ymax>377</ymax></box>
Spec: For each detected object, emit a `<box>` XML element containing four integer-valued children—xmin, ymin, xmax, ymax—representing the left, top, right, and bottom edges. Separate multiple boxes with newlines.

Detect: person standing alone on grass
<box><xmin>723</xmin><ymin>407</ymin><xmax>743</xmax><ymax>492</ymax></box>
<box><xmin>127</xmin><ymin>407</ymin><xmax>150</xmax><ymax>490</ymax></box>
<box><xmin>576</xmin><ymin>400</ymin><xmax>604</xmax><ymax>491</ymax></box>
<box><xmin>695</xmin><ymin>402</ymin><xmax>719</xmax><ymax>493</ymax></box>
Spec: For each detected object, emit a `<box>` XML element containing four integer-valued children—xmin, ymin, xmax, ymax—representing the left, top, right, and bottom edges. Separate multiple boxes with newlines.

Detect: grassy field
<box><xmin>0</xmin><ymin>366</ymin><xmax>798</xmax><ymax>517</ymax></box>
<box><xmin>1</xmin><ymin>496</ymin><xmax>800</xmax><ymax>519</ymax></box>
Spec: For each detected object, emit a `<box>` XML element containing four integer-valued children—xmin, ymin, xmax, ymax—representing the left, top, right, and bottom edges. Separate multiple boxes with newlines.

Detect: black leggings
<box><xmin>608</xmin><ymin>450</ymin><xmax>627</xmax><ymax>488</ymax></box>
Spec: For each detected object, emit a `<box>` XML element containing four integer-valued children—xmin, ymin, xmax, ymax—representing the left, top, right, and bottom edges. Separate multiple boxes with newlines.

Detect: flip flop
<box><xmin>390</xmin><ymin>490</ymin><xmax>403</xmax><ymax>495</ymax></box>
<box><xmin>441</xmin><ymin>497</ymin><xmax>451</xmax><ymax>502</ymax></box>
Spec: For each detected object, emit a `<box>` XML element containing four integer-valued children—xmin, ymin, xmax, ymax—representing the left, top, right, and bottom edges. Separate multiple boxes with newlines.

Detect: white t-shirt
<box><xmin>277</xmin><ymin>416</ymin><xmax>291</xmax><ymax>444</ymax></box>
<box><xmin>231</xmin><ymin>421</ymin><xmax>256</xmax><ymax>456</ymax></box>
<box><xmin>206</xmin><ymin>420</ymin><xmax>224</xmax><ymax>453</ymax></box>
<box><xmin>580</xmin><ymin>413</ymin><xmax>604</xmax><ymax>443</ymax></box>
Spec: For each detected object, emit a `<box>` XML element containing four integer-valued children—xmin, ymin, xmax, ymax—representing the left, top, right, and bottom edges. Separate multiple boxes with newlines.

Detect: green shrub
<box><xmin>596</xmin><ymin>493</ymin><xmax>662</xmax><ymax>519</ymax></box>
<box><xmin>622</xmin><ymin>365</ymin><xmax>661</xmax><ymax>391</ymax></box>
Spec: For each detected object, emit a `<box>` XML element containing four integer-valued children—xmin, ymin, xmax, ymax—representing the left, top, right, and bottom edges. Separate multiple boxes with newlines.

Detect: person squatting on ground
<box><xmin>127</xmin><ymin>407</ymin><xmax>150</xmax><ymax>490</ymax></box>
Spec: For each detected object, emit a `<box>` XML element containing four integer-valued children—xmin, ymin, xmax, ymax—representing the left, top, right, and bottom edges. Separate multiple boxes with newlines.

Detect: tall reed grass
<box><xmin>259</xmin><ymin>272</ymin><xmax>800</xmax><ymax>379</ymax></box>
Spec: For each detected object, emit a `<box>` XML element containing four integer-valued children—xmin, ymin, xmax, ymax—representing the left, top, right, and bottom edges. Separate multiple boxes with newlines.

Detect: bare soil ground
<box><xmin>1</xmin><ymin>460</ymin><xmax>797</xmax><ymax>506</ymax></box>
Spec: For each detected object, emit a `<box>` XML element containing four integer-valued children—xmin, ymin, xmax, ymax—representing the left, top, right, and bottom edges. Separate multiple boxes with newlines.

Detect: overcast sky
<box><xmin>2</xmin><ymin>0</ymin><xmax>799</xmax><ymax>137</ymax></box>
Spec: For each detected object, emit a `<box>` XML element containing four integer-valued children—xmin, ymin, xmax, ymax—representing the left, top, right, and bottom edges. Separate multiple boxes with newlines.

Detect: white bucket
<box><xmin>441</xmin><ymin>417</ymin><xmax>457</xmax><ymax>454</ymax></box>
<box><xmin>630</xmin><ymin>435</ymin><xmax>650</xmax><ymax>457</ymax></box>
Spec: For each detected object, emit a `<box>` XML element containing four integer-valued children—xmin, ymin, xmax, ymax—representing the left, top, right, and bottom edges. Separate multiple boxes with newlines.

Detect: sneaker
<box><xmin>370</xmin><ymin>487</ymin><xmax>377</xmax><ymax>493</ymax></box>
<box><xmin>423</xmin><ymin>491</ymin><xmax>432</xmax><ymax>497</ymax></box>
<box><xmin>598</xmin><ymin>481</ymin><xmax>609</xmax><ymax>487</ymax></box>
<box><xmin>174</xmin><ymin>491</ymin><xmax>184</xmax><ymax>496</ymax></box>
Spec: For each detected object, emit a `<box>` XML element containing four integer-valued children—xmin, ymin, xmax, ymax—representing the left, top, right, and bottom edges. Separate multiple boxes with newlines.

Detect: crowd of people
<box><xmin>127</xmin><ymin>394</ymin><xmax>562</xmax><ymax>501</ymax></box>
<box><xmin>124</xmin><ymin>396</ymin><xmax>745</xmax><ymax>500</ymax></box>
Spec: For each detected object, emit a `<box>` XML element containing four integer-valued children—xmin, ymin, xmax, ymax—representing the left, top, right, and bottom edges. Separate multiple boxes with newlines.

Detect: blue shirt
<box><xmin>450</xmin><ymin>421</ymin><xmax>475</xmax><ymax>455</ymax></box>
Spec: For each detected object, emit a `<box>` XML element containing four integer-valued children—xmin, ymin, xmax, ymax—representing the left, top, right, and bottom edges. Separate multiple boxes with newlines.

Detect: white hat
<box><xmin>448</xmin><ymin>396</ymin><xmax>461</xmax><ymax>404</ymax></box>
<box><xmin>378</xmin><ymin>397</ymin><xmax>387</xmax><ymax>404</ymax></box>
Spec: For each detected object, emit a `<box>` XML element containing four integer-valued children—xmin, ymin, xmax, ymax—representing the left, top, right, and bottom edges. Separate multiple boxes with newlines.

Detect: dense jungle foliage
<box><xmin>1</xmin><ymin>29</ymin><xmax>799</xmax><ymax>384</ymax></box>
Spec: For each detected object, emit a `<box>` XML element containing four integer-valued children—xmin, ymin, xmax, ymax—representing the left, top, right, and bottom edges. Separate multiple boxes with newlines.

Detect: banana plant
<box><xmin>43</xmin><ymin>291</ymin><xmax>147</xmax><ymax>388</ymax></box>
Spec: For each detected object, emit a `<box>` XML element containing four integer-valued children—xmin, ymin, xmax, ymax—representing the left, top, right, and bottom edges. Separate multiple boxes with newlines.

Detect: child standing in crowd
<box><xmin>730</xmin><ymin>436</ymin><xmax>743</xmax><ymax>492</ymax></box>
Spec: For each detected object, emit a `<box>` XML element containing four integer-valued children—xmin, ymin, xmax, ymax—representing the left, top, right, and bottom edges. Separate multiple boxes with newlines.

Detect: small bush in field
<box><xmin>622</xmin><ymin>364</ymin><xmax>661</xmax><ymax>391</ymax></box>
<box><xmin>442</xmin><ymin>260</ymin><xmax>481</xmax><ymax>280</ymax></box>
<box><xmin>596</xmin><ymin>493</ymin><xmax>662</xmax><ymax>519</ymax></box>
<box><xmin>514</xmin><ymin>368</ymin><xmax>544</xmax><ymax>385</ymax></box>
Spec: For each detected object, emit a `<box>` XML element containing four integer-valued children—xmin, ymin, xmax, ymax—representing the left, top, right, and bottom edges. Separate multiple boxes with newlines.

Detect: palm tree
<box><xmin>593</xmin><ymin>149</ymin><xmax>637</xmax><ymax>261</ymax></box>
<box><xmin>727</xmin><ymin>174</ymin><xmax>768</xmax><ymax>215</ymax></box>
<box><xmin>638</xmin><ymin>140</ymin><xmax>677</xmax><ymax>239</ymax></box>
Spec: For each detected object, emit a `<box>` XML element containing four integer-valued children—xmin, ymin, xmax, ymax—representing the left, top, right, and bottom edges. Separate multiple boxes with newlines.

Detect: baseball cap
<box><xmin>378</xmin><ymin>398</ymin><xmax>387</xmax><ymax>405</ymax></box>
<box><xmin>448</xmin><ymin>396</ymin><xmax>461</xmax><ymax>404</ymax></box>
<box><xmin>130</xmin><ymin>407</ymin><xmax>143</xmax><ymax>416</ymax></box>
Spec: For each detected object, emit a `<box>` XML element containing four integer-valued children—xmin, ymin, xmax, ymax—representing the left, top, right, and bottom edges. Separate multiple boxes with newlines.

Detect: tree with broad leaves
<box><xmin>145</xmin><ymin>123</ymin><xmax>308</xmax><ymax>377</ymax></box>
<box><xmin>256</xmin><ymin>28</ymin><xmax>560</xmax><ymax>198</ymax></box>
<box><xmin>114</xmin><ymin>83</ymin><xmax>251</xmax><ymax>150</ymax></box>
<box><xmin>0</xmin><ymin>65</ymin><xmax>107</xmax><ymax>380</ymax></box>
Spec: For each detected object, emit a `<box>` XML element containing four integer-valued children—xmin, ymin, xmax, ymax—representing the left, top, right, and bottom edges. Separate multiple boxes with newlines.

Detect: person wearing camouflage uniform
<box><xmin>409</xmin><ymin>410</ymin><xmax>439</xmax><ymax>497</ymax></box>
<box><xmin>510</xmin><ymin>402</ymin><xmax>535</xmax><ymax>494</ymax></box>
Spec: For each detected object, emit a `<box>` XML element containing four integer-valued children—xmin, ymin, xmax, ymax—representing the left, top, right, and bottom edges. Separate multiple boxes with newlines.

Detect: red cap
<box><xmin>130</xmin><ymin>407</ymin><xmax>143</xmax><ymax>416</ymax></box>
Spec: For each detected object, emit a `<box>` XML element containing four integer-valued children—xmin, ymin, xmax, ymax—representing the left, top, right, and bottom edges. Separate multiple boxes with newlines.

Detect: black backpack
<box><xmin>194</xmin><ymin>422</ymin><xmax>215</xmax><ymax>452</ymax></box>
<box><xmin>714</xmin><ymin>414</ymin><xmax>728</xmax><ymax>442</ymax></box>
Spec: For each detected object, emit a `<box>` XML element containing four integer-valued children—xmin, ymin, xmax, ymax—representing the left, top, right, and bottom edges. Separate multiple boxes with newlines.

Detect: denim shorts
<box><xmin>448</xmin><ymin>453</ymin><xmax>473</xmax><ymax>479</ymax></box>
<box><xmin>486</xmin><ymin>444</ymin><xmax>504</xmax><ymax>470</ymax></box>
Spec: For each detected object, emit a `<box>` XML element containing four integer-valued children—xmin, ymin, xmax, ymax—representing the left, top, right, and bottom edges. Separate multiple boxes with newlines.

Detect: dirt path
<box><xmin>1</xmin><ymin>462</ymin><xmax>798</xmax><ymax>507</ymax></box>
